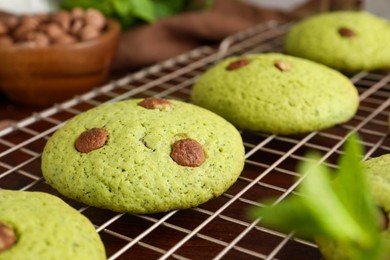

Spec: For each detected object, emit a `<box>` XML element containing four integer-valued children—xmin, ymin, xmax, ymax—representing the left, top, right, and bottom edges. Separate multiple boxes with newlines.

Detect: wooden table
<box><xmin>1</xmin><ymin>20</ymin><xmax>389</xmax><ymax>259</ymax></box>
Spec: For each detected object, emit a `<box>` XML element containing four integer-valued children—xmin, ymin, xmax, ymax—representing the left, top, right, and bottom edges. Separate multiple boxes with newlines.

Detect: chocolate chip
<box><xmin>0</xmin><ymin>223</ymin><xmax>16</xmax><ymax>252</ymax></box>
<box><xmin>75</xmin><ymin>128</ymin><xmax>108</xmax><ymax>153</ymax></box>
<box><xmin>138</xmin><ymin>97</ymin><xmax>172</xmax><ymax>110</ymax></box>
<box><xmin>274</xmin><ymin>60</ymin><xmax>291</xmax><ymax>72</ymax></box>
<box><xmin>171</xmin><ymin>138</ymin><xmax>205</xmax><ymax>167</ymax></box>
<box><xmin>338</xmin><ymin>27</ymin><xmax>356</xmax><ymax>38</ymax></box>
<box><xmin>226</xmin><ymin>58</ymin><xmax>250</xmax><ymax>71</ymax></box>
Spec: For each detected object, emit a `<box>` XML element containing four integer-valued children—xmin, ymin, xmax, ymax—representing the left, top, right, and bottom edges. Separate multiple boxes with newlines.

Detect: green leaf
<box><xmin>333</xmin><ymin>134</ymin><xmax>379</xmax><ymax>234</ymax></box>
<box><xmin>109</xmin><ymin>0</ymin><xmax>137</xmax><ymax>29</ymax></box>
<box><xmin>298</xmin><ymin>152</ymin><xmax>368</xmax><ymax>243</ymax></box>
<box><xmin>131</xmin><ymin>0</ymin><xmax>156</xmax><ymax>22</ymax></box>
<box><xmin>151</xmin><ymin>0</ymin><xmax>184</xmax><ymax>19</ymax></box>
<box><xmin>249</xmin><ymin>134</ymin><xmax>385</xmax><ymax>259</ymax></box>
<box><xmin>110</xmin><ymin>0</ymin><xmax>132</xmax><ymax>19</ymax></box>
<box><xmin>248</xmin><ymin>196</ymin><xmax>330</xmax><ymax>239</ymax></box>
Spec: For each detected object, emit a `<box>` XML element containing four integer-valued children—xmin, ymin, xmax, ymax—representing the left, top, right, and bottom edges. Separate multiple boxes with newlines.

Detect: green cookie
<box><xmin>191</xmin><ymin>53</ymin><xmax>359</xmax><ymax>134</ymax></box>
<box><xmin>41</xmin><ymin>98</ymin><xmax>245</xmax><ymax>214</ymax></box>
<box><xmin>284</xmin><ymin>11</ymin><xmax>390</xmax><ymax>71</ymax></box>
<box><xmin>316</xmin><ymin>154</ymin><xmax>390</xmax><ymax>259</ymax></box>
<box><xmin>0</xmin><ymin>189</ymin><xmax>105</xmax><ymax>260</ymax></box>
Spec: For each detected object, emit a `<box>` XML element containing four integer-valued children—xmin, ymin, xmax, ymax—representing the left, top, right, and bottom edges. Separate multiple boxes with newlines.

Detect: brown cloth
<box><xmin>112</xmin><ymin>0</ymin><xmax>294</xmax><ymax>72</ymax></box>
<box><xmin>112</xmin><ymin>0</ymin><xmax>360</xmax><ymax>72</ymax></box>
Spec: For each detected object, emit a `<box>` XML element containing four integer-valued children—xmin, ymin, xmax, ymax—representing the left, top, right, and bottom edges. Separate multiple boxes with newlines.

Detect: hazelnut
<box><xmin>138</xmin><ymin>97</ymin><xmax>172</xmax><ymax>110</ymax></box>
<box><xmin>75</xmin><ymin>128</ymin><xmax>108</xmax><ymax>153</ymax></box>
<box><xmin>226</xmin><ymin>58</ymin><xmax>250</xmax><ymax>71</ymax></box>
<box><xmin>44</xmin><ymin>23</ymin><xmax>64</xmax><ymax>40</ymax></box>
<box><xmin>0</xmin><ymin>9</ymin><xmax>107</xmax><ymax>48</ymax></box>
<box><xmin>19</xmin><ymin>16</ymin><xmax>40</xmax><ymax>30</ymax></box>
<box><xmin>171</xmin><ymin>138</ymin><xmax>206</xmax><ymax>167</ymax></box>
<box><xmin>70</xmin><ymin>18</ymin><xmax>84</xmax><ymax>35</ymax></box>
<box><xmin>26</xmin><ymin>32</ymin><xmax>50</xmax><ymax>47</ymax></box>
<box><xmin>79</xmin><ymin>25</ymin><xmax>100</xmax><ymax>41</ymax></box>
<box><xmin>52</xmin><ymin>11</ymin><xmax>71</xmax><ymax>31</ymax></box>
<box><xmin>71</xmin><ymin>7</ymin><xmax>85</xmax><ymax>20</ymax></box>
<box><xmin>3</xmin><ymin>16</ymin><xmax>19</xmax><ymax>30</ymax></box>
<box><xmin>85</xmin><ymin>8</ymin><xmax>106</xmax><ymax>30</ymax></box>
<box><xmin>0</xmin><ymin>223</ymin><xmax>16</xmax><ymax>252</ymax></box>
<box><xmin>338</xmin><ymin>27</ymin><xmax>356</xmax><ymax>38</ymax></box>
<box><xmin>274</xmin><ymin>60</ymin><xmax>291</xmax><ymax>72</ymax></box>
<box><xmin>13</xmin><ymin>23</ymin><xmax>35</xmax><ymax>41</ymax></box>
<box><xmin>0</xmin><ymin>21</ymin><xmax>8</xmax><ymax>34</ymax></box>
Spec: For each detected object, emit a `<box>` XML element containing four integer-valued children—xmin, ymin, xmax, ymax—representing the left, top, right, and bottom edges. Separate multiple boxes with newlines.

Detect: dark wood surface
<box><xmin>1</xmin><ymin>5</ymin><xmax>387</xmax><ymax>258</ymax></box>
<box><xmin>0</xmin><ymin>71</ymin><xmax>324</xmax><ymax>259</ymax></box>
<box><xmin>0</xmin><ymin>95</ymin><xmax>37</xmax><ymax>137</ymax></box>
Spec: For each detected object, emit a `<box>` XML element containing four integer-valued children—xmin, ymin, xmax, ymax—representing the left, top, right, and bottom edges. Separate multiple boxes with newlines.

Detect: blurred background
<box><xmin>0</xmin><ymin>0</ymin><xmax>389</xmax><ymax>124</ymax></box>
<box><xmin>0</xmin><ymin>0</ymin><xmax>389</xmax><ymax>19</ymax></box>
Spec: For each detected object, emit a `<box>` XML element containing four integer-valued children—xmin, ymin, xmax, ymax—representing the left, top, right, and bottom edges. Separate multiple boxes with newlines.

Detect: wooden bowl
<box><xmin>0</xmin><ymin>19</ymin><xmax>120</xmax><ymax>107</ymax></box>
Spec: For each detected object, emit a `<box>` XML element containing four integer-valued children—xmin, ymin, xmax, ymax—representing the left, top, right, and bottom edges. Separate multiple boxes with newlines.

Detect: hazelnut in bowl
<box><xmin>0</xmin><ymin>8</ymin><xmax>120</xmax><ymax>107</ymax></box>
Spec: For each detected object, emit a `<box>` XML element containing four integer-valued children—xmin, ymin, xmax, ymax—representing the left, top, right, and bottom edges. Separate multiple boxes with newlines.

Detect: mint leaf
<box><xmin>298</xmin><ymin>152</ymin><xmax>368</xmax><ymax>242</ymax></box>
<box><xmin>151</xmin><ymin>0</ymin><xmax>186</xmax><ymax>19</ymax></box>
<box><xmin>130</xmin><ymin>0</ymin><xmax>156</xmax><ymax>22</ymax></box>
<box><xmin>249</xmin><ymin>134</ymin><xmax>385</xmax><ymax>259</ymax></box>
<box><xmin>249</xmin><ymin>196</ymin><xmax>332</xmax><ymax>238</ymax></box>
<box><xmin>333</xmin><ymin>134</ymin><xmax>378</xmax><ymax>234</ymax></box>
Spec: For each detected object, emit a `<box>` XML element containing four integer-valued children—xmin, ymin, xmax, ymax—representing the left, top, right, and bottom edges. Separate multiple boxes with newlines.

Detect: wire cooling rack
<box><xmin>1</xmin><ymin>20</ymin><xmax>390</xmax><ymax>259</ymax></box>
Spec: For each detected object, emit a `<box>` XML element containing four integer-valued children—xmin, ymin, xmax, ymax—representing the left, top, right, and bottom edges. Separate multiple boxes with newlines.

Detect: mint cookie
<box><xmin>363</xmin><ymin>154</ymin><xmax>390</xmax><ymax>214</ymax></box>
<box><xmin>284</xmin><ymin>11</ymin><xmax>390</xmax><ymax>71</ymax></box>
<box><xmin>41</xmin><ymin>98</ymin><xmax>245</xmax><ymax>214</ymax></box>
<box><xmin>0</xmin><ymin>190</ymin><xmax>105</xmax><ymax>260</ymax></box>
<box><xmin>191</xmin><ymin>53</ymin><xmax>359</xmax><ymax>134</ymax></box>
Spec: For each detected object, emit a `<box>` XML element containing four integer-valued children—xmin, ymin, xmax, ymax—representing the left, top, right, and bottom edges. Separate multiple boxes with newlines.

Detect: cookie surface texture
<box><xmin>284</xmin><ymin>11</ymin><xmax>390</xmax><ymax>71</ymax></box>
<box><xmin>191</xmin><ymin>53</ymin><xmax>359</xmax><ymax>134</ymax></box>
<box><xmin>41</xmin><ymin>99</ymin><xmax>245</xmax><ymax>214</ymax></box>
<box><xmin>0</xmin><ymin>190</ymin><xmax>105</xmax><ymax>260</ymax></box>
<box><xmin>316</xmin><ymin>154</ymin><xmax>390</xmax><ymax>259</ymax></box>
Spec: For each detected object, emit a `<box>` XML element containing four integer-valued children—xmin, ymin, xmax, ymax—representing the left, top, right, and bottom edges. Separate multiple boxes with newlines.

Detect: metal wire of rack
<box><xmin>1</xmin><ymin>20</ymin><xmax>390</xmax><ymax>259</ymax></box>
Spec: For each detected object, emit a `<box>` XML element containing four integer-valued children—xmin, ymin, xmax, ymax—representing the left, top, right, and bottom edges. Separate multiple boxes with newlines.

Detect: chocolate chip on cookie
<box><xmin>226</xmin><ymin>58</ymin><xmax>250</xmax><ymax>71</ymax></box>
<box><xmin>75</xmin><ymin>128</ymin><xmax>108</xmax><ymax>153</ymax></box>
<box><xmin>0</xmin><ymin>222</ymin><xmax>16</xmax><ymax>252</ymax></box>
<box><xmin>138</xmin><ymin>97</ymin><xmax>172</xmax><ymax>110</ymax></box>
<box><xmin>274</xmin><ymin>60</ymin><xmax>291</xmax><ymax>72</ymax></box>
<box><xmin>171</xmin><ymin>138</ymin><xmax>205</xmax><ymax>167</ymax></box>
<box><xmin>338</xmin><ymin>27</ymin><xmax>356</xmax><ymax>38</ymax></box>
